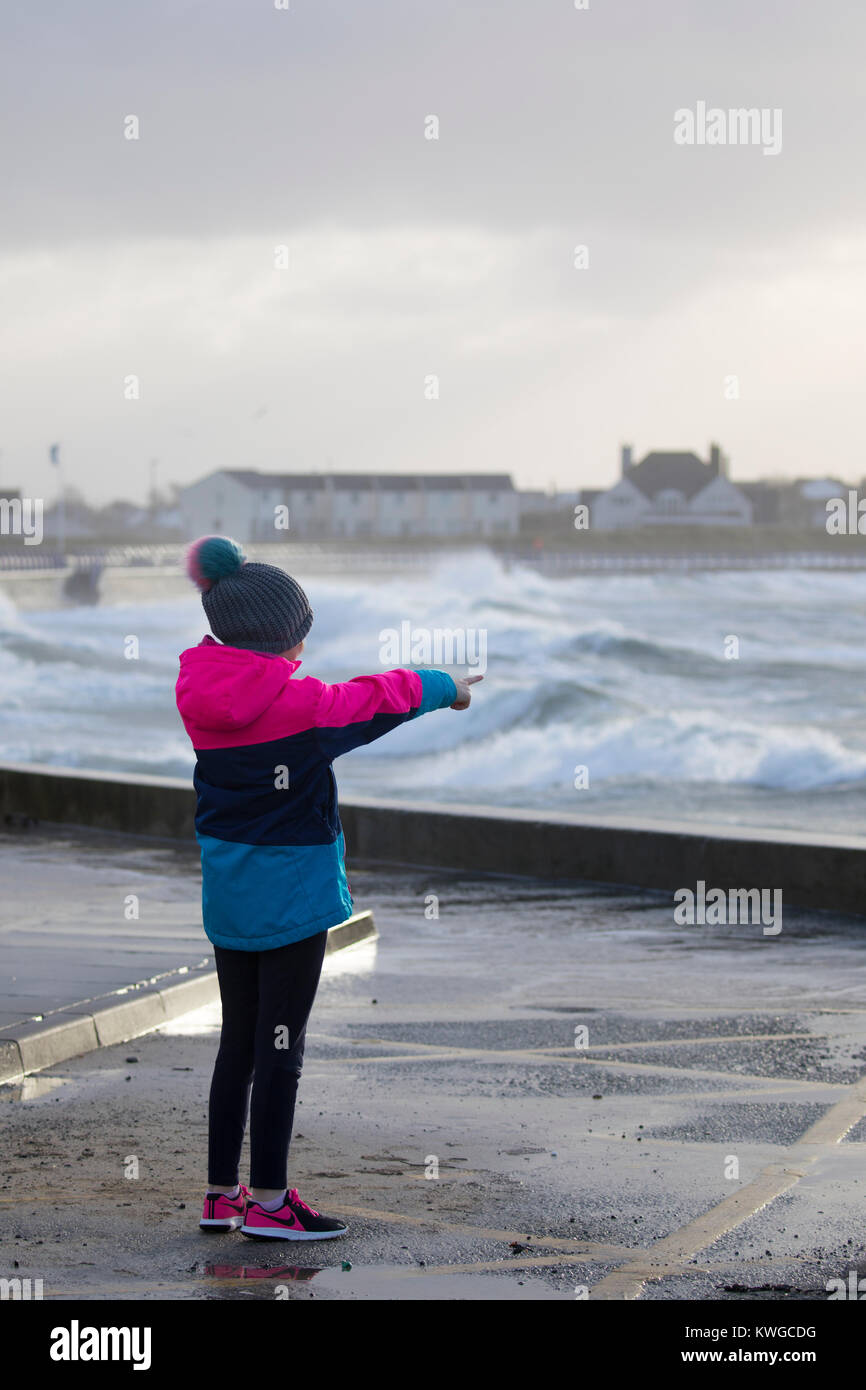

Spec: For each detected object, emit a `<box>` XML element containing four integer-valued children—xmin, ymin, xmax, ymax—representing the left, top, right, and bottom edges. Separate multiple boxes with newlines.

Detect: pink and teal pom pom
<box><xmin>185</xmin><ymin>535</ymin><xmax>247</xmax><ymax>592</ymax></box>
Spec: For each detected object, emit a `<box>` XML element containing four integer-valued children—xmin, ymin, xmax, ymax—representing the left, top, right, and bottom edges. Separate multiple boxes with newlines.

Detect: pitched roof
<box><xmin>219</xmin><ymin>469</ymin><xmax>270</xmax><ymax>488</ymax></box>
<box><xmin>220</xmin><ymin>470</ymin><xmax>327</xmax><ymax>491</ymax></box>
<box><xmin>420</xmin><ymin>475</ymin><xmax>463</xmax><ymax>491</ymax></box>
<box><xmin>367</xmin><ymin>475</ymin><xmax>422</xmax><ymax>492</ymax></box>
<box><xmin>462</xmin><ymin>475</ymin><xmax>513</xmax><ymax>491</ymax></box>
<box><xmin>625</xmin><ymin>452</ymin><xmax>712</xmax><ymax>501</ymax></box>
<box><xmin>212</xmin><ymin>470</ymin><xmax>514</xmax><ymax>493</ymax></box>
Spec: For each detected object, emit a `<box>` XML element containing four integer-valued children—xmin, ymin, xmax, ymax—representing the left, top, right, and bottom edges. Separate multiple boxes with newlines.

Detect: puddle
<box><xmin>311</xmin><ymin>1262</ymin><xmax>567</xmax><ymax>1299</ymax></box>
<box><xmin>203</xmin><ymin>1263</ymin><xmax>319</xmax><ymax>1284</ymax></box>
<box><xmin>159</xmin><ymin>1001</ymin><xmax>222</xmax><ymax>1036</ymax></box>
<box><xmin>0</xmin><ymin>1067</ymin><xmax>151</xmax><ymax>1104</ymax></box>
<box><xmin>197</xmin><ymin>1259</ymin><xmax>567</xmax><ymax>1300</ymax></box>
<box><xmin>0</xmin><ymin>1073</ymin><xmax>70</xmax><ymax>1102</ymax></box>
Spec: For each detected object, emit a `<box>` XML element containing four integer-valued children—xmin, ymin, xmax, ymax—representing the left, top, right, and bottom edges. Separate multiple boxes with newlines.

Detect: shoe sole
<box><xmin>200</xmin><ymin>1216</ymin><xmax>244</xmax><ymax>1230</ymax></box>
<box><xmin>240</xmin><ymin>1224</ymin><xmax>348</xmax><ymax>1241</ymax></box>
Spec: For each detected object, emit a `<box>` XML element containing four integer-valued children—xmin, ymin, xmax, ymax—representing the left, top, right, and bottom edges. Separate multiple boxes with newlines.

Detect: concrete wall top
<box><xmin>1</xmin><ymin>760</ymin><xmax>865</xmax><ymax>918</ymax></box>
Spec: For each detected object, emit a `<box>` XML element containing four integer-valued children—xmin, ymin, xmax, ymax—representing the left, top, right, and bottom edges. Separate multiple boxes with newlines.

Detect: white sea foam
<box><xmin>1</xmin><ymin>554</ymin><xmax>865</xmax><ymax>829</ymax></box>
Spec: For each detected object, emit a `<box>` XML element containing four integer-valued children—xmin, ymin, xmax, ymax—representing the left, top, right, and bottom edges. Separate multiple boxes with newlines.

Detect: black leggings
<box><xmin>207</xmin><ymin>929</ymin><xmax>328</xmax><ymax>1190</ymax></box>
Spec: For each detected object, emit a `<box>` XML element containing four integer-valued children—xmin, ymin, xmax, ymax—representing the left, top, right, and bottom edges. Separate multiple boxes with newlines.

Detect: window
<box><xmin>655</xmin><ymin>490</ymin><xmax>686</xmax><ymax>515</ymax></box>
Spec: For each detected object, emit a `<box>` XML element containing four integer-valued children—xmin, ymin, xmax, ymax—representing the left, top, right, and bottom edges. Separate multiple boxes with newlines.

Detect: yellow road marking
<box><xmin>306</xmin><ymin>1030</ymin><xmax>857</xmax><ymax>1092</ymax></box>
<box><xmin>590</xmin><ymin>1074</ymin><xmax>866</xmax><ymax>1300</ymax></box>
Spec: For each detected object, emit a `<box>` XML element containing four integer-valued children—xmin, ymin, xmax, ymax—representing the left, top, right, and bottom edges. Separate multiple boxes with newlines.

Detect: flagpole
<box><xmin>58</xmin><ymin>465</ymin><xmax>66</xmax><ymax>563</ymax></box>
<box><xmin>50</xmin><ymin>443</ymin><xmax>65</xmax><ymax>564</ymax></box>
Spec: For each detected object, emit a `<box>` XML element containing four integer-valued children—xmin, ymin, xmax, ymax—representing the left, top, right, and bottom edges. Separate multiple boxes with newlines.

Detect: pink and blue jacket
<box><xmin>175</xmin><ymin>635</ymin><xmax>458</xmax><ymax>951</ymax></box>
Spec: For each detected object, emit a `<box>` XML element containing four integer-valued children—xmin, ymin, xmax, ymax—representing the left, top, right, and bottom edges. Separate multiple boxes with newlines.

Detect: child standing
<box><xmin>175</xmin><ymin>536</ymin><xmax>480</xmax><ymax>1240</ymax></box>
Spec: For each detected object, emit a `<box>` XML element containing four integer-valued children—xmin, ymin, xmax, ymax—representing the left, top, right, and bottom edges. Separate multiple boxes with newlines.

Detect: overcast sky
<box><xmin>2</xmin><ymin>0</ymin><xmax>863</xmax><ymax>505</ymax></box>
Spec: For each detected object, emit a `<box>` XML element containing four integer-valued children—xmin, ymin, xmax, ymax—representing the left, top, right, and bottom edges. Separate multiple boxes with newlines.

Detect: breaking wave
<box><xmin>2</xmin><ymin>552</ymin><xmax>866</xmax><ymax>830</ymax></box>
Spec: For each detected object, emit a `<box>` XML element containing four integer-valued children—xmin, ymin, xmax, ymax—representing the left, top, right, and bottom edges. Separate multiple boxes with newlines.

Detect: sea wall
<box><xmin>2</xmin><ymin>761</ymin><xmax>864</xmax><ymax>918</ymax></box>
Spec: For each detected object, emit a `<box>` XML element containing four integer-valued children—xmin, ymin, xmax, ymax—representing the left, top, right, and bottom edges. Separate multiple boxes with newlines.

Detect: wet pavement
<box><xmin>2</xmin><ymin>825</ymin><xmax>866</xmax><ymax>1300</ymax></box>
<box><xmin>0</xmin><ymin>826</ymin><xmax>209</xmax><ymax>1030</ymax></box>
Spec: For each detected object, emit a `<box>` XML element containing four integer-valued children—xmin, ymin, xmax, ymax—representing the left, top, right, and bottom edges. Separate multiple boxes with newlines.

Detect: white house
<box><xmin>464</xmin><ymin>476</ymin><xmax>520</xmax><ymax>536</ymax></box>
<box><xmin>590</xmin><ymin>445</ymin><xmax>753</xmax><ymax>530</ymax></box>
<box><xmin>177</xmin><ymin>470</ymin><xmax>520</xmax><ymax>541</ymax></box>
<box><xmin>798</xmin><ymin>477</ymin><xmax>847</xmax><ymax>529</ymax></box>
<box><xmin>178</xmin><ymin>470</ymin><xmax>265</xmax><ymax>540</ymax></box>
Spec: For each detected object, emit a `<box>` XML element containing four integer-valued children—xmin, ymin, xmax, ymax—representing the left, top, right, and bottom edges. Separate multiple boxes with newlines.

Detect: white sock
<box><xmin>256</xmin><ymin>1191</ymin><xmax>287</xmax><ymax>1211</ymax></box>
<box><xmin>208</xmin><ymin>1184</ymin><xmax>240</xmax><ymax>1199</ymax></box>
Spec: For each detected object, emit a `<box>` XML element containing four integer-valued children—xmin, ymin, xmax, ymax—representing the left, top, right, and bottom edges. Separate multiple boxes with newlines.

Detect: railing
<box><xmin>0</xmin><ymin>544</ymin><xmax>442</xmax><ymax>572</ymax></box>
<box><xmin>3</xmin><ymin>545</ymin><xmax>866</xmax><ymax>573</ymax></box>
<box><xmin>511</xmin><ymin>550</ymin><xmax>866</xmax><ymax>572</ymax></box>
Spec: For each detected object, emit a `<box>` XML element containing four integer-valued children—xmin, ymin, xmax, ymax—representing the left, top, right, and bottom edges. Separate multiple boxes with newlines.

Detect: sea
<box><xmin>1</xmin><ymin>549</ymin><xmax>865</xmax><ymax>836</ymax></box>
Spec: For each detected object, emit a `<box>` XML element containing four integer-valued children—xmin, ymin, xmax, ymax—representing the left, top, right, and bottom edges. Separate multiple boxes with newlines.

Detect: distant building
<box><xmin>517</xmin><ymin>488</ymin><xmax>582</xmax><ymax>527</ymax></box>
<box><xmin>0</xmin><ymin>487</ymin><xmax>23</xmax><ymax>544</ymax></box>
<box><xmin>793</xmin><ymin>477</ymin><xmax>847</xmax><ymax>529</ymax></box>
<box><xmin>738</xmin><ymin>482</ymin><xmax>780</xmax><ymax>526</ymax></box>
<box><xmin>757</xmin><ymin>476</ymin><xmax>853</xmax><ymax>529</ymax></box>
<box><xmin>589</xmin><ymin>444</ymin><xmax>753</xmax><ymax>529</ymax></box>
<box><xmin>177</xmin><ymin>470</ymin><xmax>520</xmax><ymax>541</ymax></box>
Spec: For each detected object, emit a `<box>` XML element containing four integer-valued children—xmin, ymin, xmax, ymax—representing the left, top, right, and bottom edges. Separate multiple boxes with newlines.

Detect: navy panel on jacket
<box><xmin>193</xmin><ymin>731</ymin><xmax>338</xmax><ymax>846</ymax></box>
<box><xmin>313</xmin><ymin>706</ymin><xmax>421</xmax><ymax>760</ymax></box>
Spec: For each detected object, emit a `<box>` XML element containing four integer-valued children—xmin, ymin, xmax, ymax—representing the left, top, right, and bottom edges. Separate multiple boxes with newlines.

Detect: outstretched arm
<box><xmin>313</xmin><ymin>668</ymin><xmax>459</xmax><ymax>760</ymax></box>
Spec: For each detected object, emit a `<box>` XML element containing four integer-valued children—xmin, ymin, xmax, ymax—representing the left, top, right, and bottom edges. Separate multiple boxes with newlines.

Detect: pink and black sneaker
<box><xmin>241</xmin><ymin>1188</ymin><xmax>348</xmax><ymax>1241</ymax></box>
<box><xmin>199</xmin><ymin>1185</ymin><xmax>250</xmax><ymax>1231</ymax></box>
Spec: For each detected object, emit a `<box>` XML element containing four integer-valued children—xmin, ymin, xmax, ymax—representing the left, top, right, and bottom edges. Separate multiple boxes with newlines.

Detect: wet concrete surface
<box><xmin>0</xmin><ymin>826</ymin><xmax>209</xmax><ymax>1028</ymax></box>
<box><xmin>2</xmin><ymin>830</ymin><xmax>866</xmax><ymax>1300</ymax></box>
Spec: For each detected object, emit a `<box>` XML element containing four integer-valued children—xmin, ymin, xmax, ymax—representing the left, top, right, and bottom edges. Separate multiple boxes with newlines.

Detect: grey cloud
<box><xmin>2</xmin><ymin>0</ymin><xmax>863</xmax><ymax>254</ymax></box>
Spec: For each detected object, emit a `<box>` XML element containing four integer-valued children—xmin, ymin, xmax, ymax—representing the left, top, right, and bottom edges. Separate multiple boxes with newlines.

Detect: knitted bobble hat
<box><xmin>185</xmin><ymin>535</ymin><xmax>313</xmax><ymax>654</ymax></box>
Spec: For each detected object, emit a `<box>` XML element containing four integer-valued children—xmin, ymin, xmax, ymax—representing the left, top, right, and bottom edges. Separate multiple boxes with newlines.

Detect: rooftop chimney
<box><xmin>620</xmin><ymin>444</ymin><xmax>633</xmax><ymax>477</ymax></box>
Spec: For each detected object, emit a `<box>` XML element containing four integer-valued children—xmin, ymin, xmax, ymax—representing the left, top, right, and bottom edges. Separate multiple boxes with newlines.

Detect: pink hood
<box><xmin>176</xmin><ymin>635</ymin><xmax>303</xmax><ymax>736</ymax></box>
